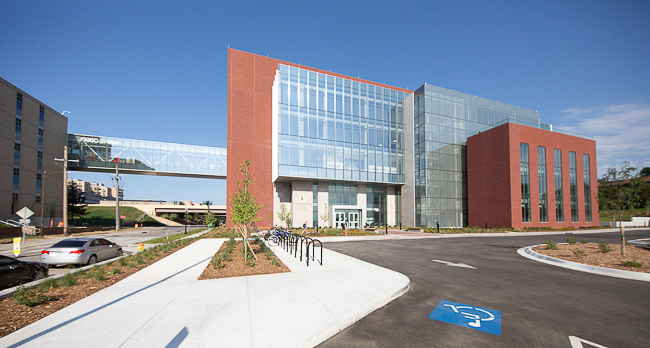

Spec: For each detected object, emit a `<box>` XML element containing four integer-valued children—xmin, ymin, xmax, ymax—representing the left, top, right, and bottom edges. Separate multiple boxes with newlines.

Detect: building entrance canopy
<box><xmin>67</xmin><ymin>134</ymin><xmax>227</xmax><ymax>178</ymax></box>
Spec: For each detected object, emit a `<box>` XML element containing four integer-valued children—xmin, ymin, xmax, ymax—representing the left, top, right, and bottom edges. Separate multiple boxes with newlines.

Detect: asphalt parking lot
<box><xmin>319</xmin><ymin>229</ymin><xmax>650</xmax><ymax>348</ymax></box>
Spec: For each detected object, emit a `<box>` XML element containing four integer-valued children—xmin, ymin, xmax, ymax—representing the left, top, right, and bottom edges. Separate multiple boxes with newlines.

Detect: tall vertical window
<box><xmin>14</xmin><ymin>143</ymin><xmax>20</xmax><ymax>166</ymax></box>
<box><xmin>520</xmin><ymin>143</ymin><xmax>530</xmax><ymax>222</ymax></box>
<box><xmin>39</xmin><ymin>106</ymin><xmax>44</xmax><ymax>128</ymax></box>
<box><xmin>554</xmin><ymin>149</ymin><xmax>563</xmax><ymax>222</ymax></box>
<box><xmin>313</xmin><ymin>183</ymin><xmax>319</xmax><ymax>227</ymax></box>
<box><xmin>569</xmin><ymin>151</ymin><xmax>578</xmax><ymax>222</ymax></box>
<box><xmin>37</xmin><ymin>151</ymin><xmax>43</xmax><ymax>172</ymax></box>
<box><xmin>538</xmin><ymin>146</ymin><xmax>548</xmax><ymax>222</ymax></box>
<box><xmin>13</xmin><ymin>168</ymin><xmax>20</xmax><ymax>192</ymax></box>
<box><xmin>36</xmin><ymin>173</ymin><xmax>42</xmax><ymax>201</ymax></box>
<box><xmin>583</xmin><ymin>154</ymin><xmax>592</xmax><ymax>222</ymax></box>
<box><xmin>15</xmin><ymin>118</ymin><xmax>21</xmax><ymax>143</ymax></box>
<box><xmin>16</xmin><ymin>93</ymin><xmax>22</xmax><ymax>116</ymax></box>
<box><xmin>38</xmin><ymin>129</ymin><xmax>44</xmax><ymax>150</ymax></box>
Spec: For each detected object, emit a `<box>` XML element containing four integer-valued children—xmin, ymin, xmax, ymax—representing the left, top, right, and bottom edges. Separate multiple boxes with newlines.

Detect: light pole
<box><xmin>54</xmin><ymin>146</ymin><xmax>77</xmax><ymax>236</ymax></box>
<box><xmin>184</xmin><ymin>206</ymin><xmax>188</xmax><ymax>234</ymax></box>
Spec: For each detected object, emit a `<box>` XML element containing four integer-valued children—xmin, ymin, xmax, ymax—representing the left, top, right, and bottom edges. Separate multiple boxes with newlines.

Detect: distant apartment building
<box><xmin>67</xmin><ymin>179</ymin><xmax>123</xmax><ymax>203</ymax></box>
<box><xmin>0</xmin><ymin>77</ymin><xmax>68</xmax><ymax>223</ymax></box>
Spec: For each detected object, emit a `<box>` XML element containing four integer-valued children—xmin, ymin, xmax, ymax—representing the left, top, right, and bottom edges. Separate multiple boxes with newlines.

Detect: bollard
<box><xmin>436</xmin><ymin>221</ymin><xmax>439</xmax><ymax>233</ymax></box>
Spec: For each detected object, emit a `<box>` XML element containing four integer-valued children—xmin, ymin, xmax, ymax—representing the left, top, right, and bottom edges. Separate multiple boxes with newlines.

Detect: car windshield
<box><xmin>50</xmin><ymin>240</ymin><xmax>87</xmax><ymax>248</ymax></box>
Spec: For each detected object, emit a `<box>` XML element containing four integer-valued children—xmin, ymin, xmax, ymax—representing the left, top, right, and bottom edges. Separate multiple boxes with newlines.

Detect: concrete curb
<box><xmin>517</xmin><ymin>243</ymin><xmax>650</xmax><ymax>282</ymax></box>
<box><xmin>0</xmin><ymin>228</ymin><xmax>212</xmax><ymax>300</ymax></box>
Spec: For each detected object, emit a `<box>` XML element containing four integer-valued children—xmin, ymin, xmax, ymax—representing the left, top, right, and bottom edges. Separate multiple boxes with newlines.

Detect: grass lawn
<box><xmin>73</xmin><ymin>206</ymin><xmax>163</xmax><ymax>226</ymax></box>
<box><xmin>143</xmin><ymin>227</ymin><xmax>210</xmax><ymax>244</ymax></box>
<box><xmin>600</xmin><ymin>208</ymin><xmax>649</xmax><ymax>221</ymax></box>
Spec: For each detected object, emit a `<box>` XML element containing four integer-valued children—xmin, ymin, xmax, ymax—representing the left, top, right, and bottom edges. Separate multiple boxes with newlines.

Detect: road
<box><xmin>1</xmin><ymin>226</ymin><xmax>203</xmax><ymax>275</ymax></box>
<box><xmin>319</xmin><ymin>229</ymin><xmax>650</xmax><ymax>348</ymax></box>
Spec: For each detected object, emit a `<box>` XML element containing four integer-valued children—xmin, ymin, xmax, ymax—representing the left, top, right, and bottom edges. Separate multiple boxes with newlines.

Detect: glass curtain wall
<box><xmin>413</xmin><ymin>84</ymin><xmax>540</xmax><ymax>227</ymax></box>
<box><xmin>520</xmin><ymin>144</ymin><xmax>531</xmax><ymax>223</ymax></box>
<box><xmin>583</xmin><ymin>154</ymin><xmax>592</xmax><ymax>222</ymax></box>
<box><xmin>554</xmin><ymin>149</ymin><xmax>564</xmax><ymax>222</ymax></box>
<box><xmin>569</xmin><ymin>152</ymin><xmax>578</xmax><ymax>222</ymax></box>
<box><xmin>67</xmin><ymin>134</ymin><xmax>227</xmax><ymax>176</ymax></box>
<box><xmin>276</xmin><ymin>64</ymin><xmax>405</xmax><ymax>184</ymax></box>
<box><xmin>538</xmin><ymin>146</ymin><xmax>548</xmax><ymax>222</ymax></box>
<box><xmin>366</xmin><ymin>185</ymin><xmax>387</xmax><ymax>226</ymax></box>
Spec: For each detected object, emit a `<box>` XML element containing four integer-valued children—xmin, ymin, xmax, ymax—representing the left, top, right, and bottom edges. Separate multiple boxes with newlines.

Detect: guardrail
<box><xmin>265</xmin><ymin>228</ymin><xmax>322</xmax><ymax>266</ymax></box>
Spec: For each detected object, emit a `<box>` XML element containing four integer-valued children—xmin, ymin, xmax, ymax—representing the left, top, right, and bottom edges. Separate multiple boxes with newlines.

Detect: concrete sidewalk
<box><xmin>0</xmin><ymin>239</ymin><xmax>409</xmax><ymax>348</ymax></box>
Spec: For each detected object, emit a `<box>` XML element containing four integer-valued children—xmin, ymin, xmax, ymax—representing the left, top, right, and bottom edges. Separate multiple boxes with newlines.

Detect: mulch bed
<box><xmin>533</xmin><ymin>243</ymin><xmax>650</xmax><ymax>273</ymax></box>
<box><xmin>199</xmin><ymin>240</ymin><xmax>289</xmax><ymax>280</ymax></box>
<box><xmin>0</xmin><ymin>239</ymin><xmax>198</xmax><ymax>338</ymax></box>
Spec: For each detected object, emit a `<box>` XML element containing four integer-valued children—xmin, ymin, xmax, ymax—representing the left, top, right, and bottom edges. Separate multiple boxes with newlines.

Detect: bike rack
<box><xmin>267</xmin><ymin>229</ymin><xmax>322</xmax><ymax>266</ymax></box>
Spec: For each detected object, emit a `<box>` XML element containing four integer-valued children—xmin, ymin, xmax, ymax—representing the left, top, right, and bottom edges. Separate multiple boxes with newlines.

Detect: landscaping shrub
<box><xmin>118</xmin><ymin>257</ymin><xmax>128</xmax><ymax>266</ymax></box>
<box><xmin>211</xmin><ymin>237</ymin><xmax>235</xmax><ymax>269</ymax></box>
<box><xmin>544</xmin><ymin>240</ymin><xmax>559</xmax><ymax>250</ymax></box>
<box><xmin>12</xmin><ymin>285</ymin><xmax>52</xmax><ymax>307</ymax></box>
<box><xmin>621</xmin><ymin>260</ymin><xmax>644</xmax><ymax>268</ymax></box>
<box><xmin>598</xmin><ymin>242</ymin><xmax>612</xmax><ymax>254</ymax></box>
<box><xmin>580</xmin><ymin>239</ymin><xmax>589</xmax><ymax>244</ymax></box>
<box><xmin>39</xmin><ymin>277</ymin><xmax>58</xmax><ymax>289</ymax></box>
<box><xmin>110</xmin><ymin>268</ymin><xmax>121</xmax><ymax>275</ymax></box>
<box><xmin>573</xmin><ymin>250</ymin><xmax>587</xmax><ymax>257</ymax></box>
<box><xmin>59</xmin><ymin>273</ymin><xmax>77</xmax><ymax>287</ymax></box>
<box><xmin>566</xmin><ymin>236</ymin><xmax>576</xmax><ymax>244</ymax></box>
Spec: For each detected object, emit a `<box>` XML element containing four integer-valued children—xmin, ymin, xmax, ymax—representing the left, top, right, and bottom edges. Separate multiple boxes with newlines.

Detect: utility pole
<box><xmin>62</xmin><ymin>146</ymin><xmax>69</xmax><ymax>236</ymax></box>
<box><xmin>115</xmin><ymin>165</ymin><xmax>120</xmax><ymax>231</ymax></box>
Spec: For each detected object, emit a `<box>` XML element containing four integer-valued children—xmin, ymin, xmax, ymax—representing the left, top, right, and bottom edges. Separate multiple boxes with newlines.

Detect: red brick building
<box><xmin>467</xmin><ymin>123</ymin><xmax>599</xmax><ymax>229</ymax></box>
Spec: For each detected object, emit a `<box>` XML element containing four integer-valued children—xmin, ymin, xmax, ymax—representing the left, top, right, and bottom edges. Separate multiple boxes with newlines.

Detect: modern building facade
<box><xmin>227</xmin><ymin>48</ymin><xmax>599</xmax><ymax>229</ymax></box>
<box><xmin>67</xmin><ymin>179</ymin><xmax>123</xmax><ymax>204</ymax></box>
<box><xmin>0</xmin><ymin>77</ymin><xmax>68</xmax><ymax>223</ymax></box>
<box><xmin>467</xmin><ymin>122</ymin><xmax>598</xmax><ymax>229</ymax></box>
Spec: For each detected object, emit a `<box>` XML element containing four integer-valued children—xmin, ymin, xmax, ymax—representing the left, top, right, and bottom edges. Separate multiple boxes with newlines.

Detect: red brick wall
<box><xmin>226</xmin><ymin>48</ymin><xmax>410</xmax><ymax>228</ymax></box>
<box><xmin>467</xmin><ymin>123</ymin><xmax>599</xmax><ymax>229</ymax></box>
<box><xmin>467</xmin><ymin>123</ymin><xmax>514</xmax><ymax>228</ymax></box>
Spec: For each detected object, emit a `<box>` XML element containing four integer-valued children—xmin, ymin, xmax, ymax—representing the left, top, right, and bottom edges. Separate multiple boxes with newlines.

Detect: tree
<box><xmin>599</xmin><ymin>162</ymin><xmax>643</xmax><ymax>255</ymax></box>
<box><xmin>202</xmin><ymin>200</ymin><xmax>217</xmax><ymax>227</ymax></box>
<box><xmin>67</xmin><ymin>182</ymin><xmax>88</xmax><ymax>220</ymax></box>
<box><xmin>161</xmin><ymin>213</ymin><xmax>176</xmax><ymax>221</ymax></box>
<box><xmin>640</xmin><ymin>167</ymin><xmax>650</xmax><ymax>177</ymax></box>
<box><xmin>320</xmin><ymin>203</ymin><xmax>331</xmax><ymax>227</ymax></box>
<box><xmin>277</xmin><ymin>203</ymin><xmax>292</xmax><ymax>228</ymax></box>
<box><xmin>229</xmin><ymin>160</ymin><xmax>263</xmax><ymax>259</ymax></box>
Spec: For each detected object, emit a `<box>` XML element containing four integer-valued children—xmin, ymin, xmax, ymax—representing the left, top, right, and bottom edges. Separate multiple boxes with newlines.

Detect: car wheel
<box><xmin>116</xmin><ymin>249</ymin><xmax>123</xmax><ymax>257</ymax></box>
<box><xmin>87</xmin><ymin>255</ymin><xmax>97</xmax><ymax>265</ymax></box>
<box><xmin>33</xmin><ymin>270</ymin><xmax>46</xmax><ymax>281</ymax></box>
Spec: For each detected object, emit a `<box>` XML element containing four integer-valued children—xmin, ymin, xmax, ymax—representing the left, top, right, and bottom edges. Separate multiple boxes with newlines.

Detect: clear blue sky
<box><xmin>2</xmin><ymin>1</ymin><xmax>649</xmax><ymax>204</ymax></box>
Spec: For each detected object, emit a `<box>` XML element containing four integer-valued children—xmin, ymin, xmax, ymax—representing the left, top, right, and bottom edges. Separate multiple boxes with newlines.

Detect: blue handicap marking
<box><xmin>428</xmin><ymin>300</ymin><xmax>501</xmax><ymax>336</ymax></box>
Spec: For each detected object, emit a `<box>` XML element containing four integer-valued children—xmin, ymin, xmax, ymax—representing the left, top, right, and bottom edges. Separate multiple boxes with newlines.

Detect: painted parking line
<box><xmin>431</xmin><ymin>259</ymin><xmax>476</xmax><ymax>269</ymax></box>
<box><xmin>428</xmin><ymin>300</ymin><xmax>501</xmax><ymax>336</ymax></box>
<box><xmin>568</xmin><ymin>336</ymin><xmax>608</xmax><ymax>348</ymax></box>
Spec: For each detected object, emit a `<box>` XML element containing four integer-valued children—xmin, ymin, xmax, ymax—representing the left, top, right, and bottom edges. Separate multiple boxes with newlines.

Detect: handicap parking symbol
<box><xmin>428</xmin><ymin>300</ymin><xmax>501</xmax><ymax>336</ymax></box>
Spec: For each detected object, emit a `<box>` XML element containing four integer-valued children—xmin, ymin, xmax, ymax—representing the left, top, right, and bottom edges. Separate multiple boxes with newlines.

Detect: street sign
<box><xmin>13</xmin><ymin>238</ymin><xmax>21</xmax><ymax>256</ymax></box>
<box><xmin>429</xmin><ymin>300</ymin><xmax>501</xmax><ymax>336</ymax></box>
<box><xmin>16</xmin><ymin>207</ymin><xmax>34</xmax><ymax>219</ymax></box>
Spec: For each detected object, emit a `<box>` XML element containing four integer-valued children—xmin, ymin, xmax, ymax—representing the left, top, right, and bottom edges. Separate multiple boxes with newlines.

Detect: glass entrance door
<box><xmin>348</xmin><ymin>212</ymin><xmax>359</xmax><ymax>229</ymax></box>
<box><xmin>335</xmin><ymin>212</ymin><xmax>346</xmax><ymax>229</ymax></box>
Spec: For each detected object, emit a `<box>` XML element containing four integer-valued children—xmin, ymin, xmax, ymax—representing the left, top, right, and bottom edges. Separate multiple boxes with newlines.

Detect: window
<box><xmin>15</xmin><ymin>118</ymin><xmax>21</xmax><ymax>143</ymax></box>
<box><xmin>521</xmin><ymin>143</ymin><xmax>530</xmax><ymax>222</ymax></box>
<box><xmin>583</xmin><ymin>154</ymin><xmax>592</xmax><ymax>222</ymax></box>
<box><xmin>14</xmin><ymin>142</ymin><xmax>20</xmax><ymax>166</ymax></box>
<box><xmin>554</xmin><ymin>149</ymin><xmax>563</xmax><ymax>222</ymax></box>
<box><xmin>569</xmin><ymin>152</ymin><xmax>578</xmax><ymax>222</ymax></box>
<box><xmin>16</xmin><ymin>92</ymin><xmax>22</xmax><ymax>117</ymax></box>
<box><xmin>538</xmin><ymin>146</ymin><xmax>548</xmax><ymax>222</ymax></box>
<box><xmin>37</xmin><ymin>151</ymin><xmax>43</xmax><ymax>172</ymax></box>
<box><xmin>38</xmin><ymin>129</ymin><xmax>44</xmax><ymax>150</ymax></box>
<box><xmin>13</xmin><ymin>168</ymin><xmax>19</xmax><ymax>192</ymax></box>
<box><xmin>39</xmin><ymin>106</ymin><xmax>44</xmax><ymax>128</ymax></box>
